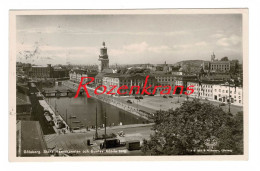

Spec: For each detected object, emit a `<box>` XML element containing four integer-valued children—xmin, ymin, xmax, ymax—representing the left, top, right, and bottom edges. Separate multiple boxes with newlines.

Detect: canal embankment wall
<box><xmin>62</xmin><ymin>81</ymin><xmax>153</xmax><ymax>121</ymax></box>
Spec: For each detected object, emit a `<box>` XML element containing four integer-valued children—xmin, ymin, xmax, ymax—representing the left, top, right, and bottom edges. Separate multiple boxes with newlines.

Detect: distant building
<box><xmin>16</xmin><ymin>121</ymin><xmax>48</xmax><ymax>157</ymax></box>
<box><xmin>30</xmin><ymin>64</ymin><xmax>53</xmax><ymax>78</ymax></box>
<box><xmin>52</xmin><ymin>66</ymin><xmax>69</xmax><ymax>78</ymax></box>
<box><xmin>16</xmin><ymin>91</ymin><xmax>32</xmax><ymax>120</ymax></box>
<box><xmin>69</xmin><ymin>69</ymin><xmax>97</xmax><ymax>84</ymax></box>
<box><xmin>173</xmin><ymin>75</ymin><xmax>197</xmax><ymax>88</ymax></box>
<box><xmin>153</xmin><ymin>61</ymin><xmax>172</xmax><ymax>72</ymax></box>
<box><xmin>171</xmin><ymin>66</ymin><xmax>183</xmax><ymax>75</ymax></box>
<box><xmin>93</xmin><ymin>72</ymin><xmax>104</xmax><ymax>87</ymax></box>
<box><xmin>203</xmin><ymin>53</ymin><xmax>231</xmax><ymax>73</ymax></box>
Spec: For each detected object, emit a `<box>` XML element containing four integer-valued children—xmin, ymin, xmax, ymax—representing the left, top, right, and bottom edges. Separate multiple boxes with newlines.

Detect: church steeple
<box><xmin>211</xmin><ymin>52</ymin><xmax>216</xmax><ymax>62</ymax></box>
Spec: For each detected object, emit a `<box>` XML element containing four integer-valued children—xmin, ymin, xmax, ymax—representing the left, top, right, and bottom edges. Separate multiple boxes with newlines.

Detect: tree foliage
<box><xmin>221</xmin><ymin>56</ymin><xmax>229</xmax><ymax>61</ymax></box>
<box><xmin>126</xmin><ymin>68</ymin><xmax>151</xmax><ymax>75</ymax></box>
<box><xmin>142</xmin><ymin>99</ymin><xmax>243</xmax><ymax>155</ymax></box>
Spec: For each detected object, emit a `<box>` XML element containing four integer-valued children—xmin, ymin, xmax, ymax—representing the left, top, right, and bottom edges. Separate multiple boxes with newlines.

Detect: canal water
<box><xmin>46</xmin><ymin>96</ymin><xmax>148</xmax><ymax>129</ymax></box>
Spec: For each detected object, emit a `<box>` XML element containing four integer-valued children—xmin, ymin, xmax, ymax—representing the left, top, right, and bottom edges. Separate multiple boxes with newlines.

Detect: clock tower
<box><xmin>98</xmin><ymin>42</ymin><xmax>109</xmax><ymax>72</ymax></box>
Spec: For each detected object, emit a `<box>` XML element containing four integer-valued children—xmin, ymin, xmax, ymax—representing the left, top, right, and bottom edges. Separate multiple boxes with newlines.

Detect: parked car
<box><xmin>139</xmin><ymin>96</ymin><xmax>143</xmax><ymax>99</ymax></box>
<box><xmin>169</xmin><ymin>95</ymin><xmax>173</xmax><ymax>98</ymax></box>
<box><xmin>126</xmin><ymin>140</ymin><xmax>141</xmax><ymax>151</ymax></box>
<box><xmin>100</xmin><ymin>139</ymin><xmax>121</xmax><ymax>149</ymax></box>
<box><xmin>135</xmin><ymin>96</ymin><xmax>139</xmax><ymax>99</ymax></box>
<box><xmin>127</xmin><ymin>100</ymin><xmax>132</xmax><ymax>104</ymax></box>
<box><xmin>149</xmin><ymin>94</ymin><xmax>154</xmax><ymax>96</ymax></box>
<box><xmin>163</xmin><ymin>95</ymin><xmax>167</xmax><ymax>98</ymax></box>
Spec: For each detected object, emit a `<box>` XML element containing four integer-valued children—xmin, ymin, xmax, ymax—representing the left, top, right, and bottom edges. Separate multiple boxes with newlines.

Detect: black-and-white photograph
<box><xmin>10</xmin><ymin>9</ymin><xmax>248</xmax><ymax>159</ymax></box>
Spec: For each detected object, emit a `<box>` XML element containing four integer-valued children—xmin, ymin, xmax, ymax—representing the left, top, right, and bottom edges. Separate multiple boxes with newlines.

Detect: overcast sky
<box><xmin>16</xmin><ymin>14</ymin><xmax>242</xmax><ymax>65</ymax></box>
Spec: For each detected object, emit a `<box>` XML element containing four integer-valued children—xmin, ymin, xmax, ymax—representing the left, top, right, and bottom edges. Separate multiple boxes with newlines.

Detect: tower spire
<box><xmin>98</xmin><ymin>42</ymin><xmax>109</xmax><ymax>72</ymax></box>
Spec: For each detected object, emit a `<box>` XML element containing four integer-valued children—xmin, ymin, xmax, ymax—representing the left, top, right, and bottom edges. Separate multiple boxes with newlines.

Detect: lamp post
<box><xmin>65</xmin><ymin>109</ymin><xmax>67</xmax><ymax>124</ymax></box>
<box><xmin>228</xmin><ymin>81</ymin><xmax>231</xmax><ymax>113</ymax></box>
<box><xmin>137</xmin><ymin>99</ymin><xmax>139</xmax><ymax>111</ymax></box>
<box><xmin>95</xmin><ymin>104</ymin><xmax>98</xmax><ymax>140</ymax></box>
<box><xmin>104</xmin><ymin>107</ymin><xmax>107</xmax><ymax>149</ymax></box>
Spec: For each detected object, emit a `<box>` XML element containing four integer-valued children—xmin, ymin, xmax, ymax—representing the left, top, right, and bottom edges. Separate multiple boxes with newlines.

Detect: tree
<box><xmin>230</xmin><ymin>61</ymin><xmax>239</xmax><ymax>75</ymax></box>
<box><xmin>221</xmin><ymin>56</ymin><xmax>229</xmax><ymax>61</ymax></box>
<box><xmin>142</xmin><ymin>99</ymin><xmax>243</xmax><ymax>155</ymax></box>
<box><xmin>117</xmin><ymin>68</ymin><xmax>127</xmax><ymax>74</ymax></box>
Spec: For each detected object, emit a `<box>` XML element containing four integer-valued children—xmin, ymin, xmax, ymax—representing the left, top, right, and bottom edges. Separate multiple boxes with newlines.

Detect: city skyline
<box><xmin>16</xmin><ymin>14</ymin><xmax>242</xmax><ymax>65</ymax></box>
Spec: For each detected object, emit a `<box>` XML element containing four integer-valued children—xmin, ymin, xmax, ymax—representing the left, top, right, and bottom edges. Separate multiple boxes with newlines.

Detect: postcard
<box><xmin>9</xmin><ymin>9</ymin><xmax>248</xmax><ymax>161</ymax></box>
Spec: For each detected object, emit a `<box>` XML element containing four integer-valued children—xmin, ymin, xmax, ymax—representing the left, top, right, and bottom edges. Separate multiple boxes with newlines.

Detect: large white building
<box><xmin>186</xmin><ymin>81</ymin><xmax>243</xmax><ymax>106</ymax></box>
<box><xmin>102</xmin><ymin>74</ymin><xmax>158</xmax><ymax>96</ymax></box>
<box><xmin>187</xmin><ymin>81</ymin><xmax>214</xmax><ymax>100</ymax></box>
<box><xmin>203</xmin><ymin>53</ymin><xmax>231</xmax><ymax>73</ymax></box>
<box><xmin>212</xmin><ymin>83</ymin><xmax>243</xmax><ymax>106</ymax></box>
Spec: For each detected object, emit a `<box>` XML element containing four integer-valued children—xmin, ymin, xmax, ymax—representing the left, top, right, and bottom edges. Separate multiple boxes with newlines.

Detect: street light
<box><xmin>104</xmin><ymin>107</ymin><xmax>107</xmax><ymax>149</ymax></box>
<box><xmin>136</xmin><ymin>99</ymin><xmax>139</xmax><ymax>111</ymax></box>
<box><xmin>95</xmin><ymin>104</ymin><xmax>98</xmax><ymax>140</ymax></box>
<box><xmin>228</xmin><ymin>81</ymin><xmax>231</xmax><ymax>113</ymax></box>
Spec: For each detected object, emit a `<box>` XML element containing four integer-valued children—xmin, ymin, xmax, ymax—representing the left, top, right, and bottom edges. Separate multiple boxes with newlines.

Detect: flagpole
<box><xmin>95</xmin><ymin>104</ymin><xmax>98</xmax><ymax>139</ymax></box>
<box><xmin>104</xmin><ymin>108</ymin><xmax>107</xmax><ymax>149</ymax></box>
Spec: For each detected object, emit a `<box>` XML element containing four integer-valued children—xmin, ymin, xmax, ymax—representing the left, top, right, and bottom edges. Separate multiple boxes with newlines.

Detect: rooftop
<box><xmin>103</xmin><ymin>73</ymin><xmax>155</xmax><ymax>79</ymax></box>
<box><xmin>16</xmin><ymin>92</ymin><xmax>31</xmax><ymax>105</ymax></box>
<box><xmin>70</xmin><ymin>69</ymin><xmax>98</xmax><ymax>75</ymax></box>
<box><xmin>188</xmin><ymin>80</ymin><xmax>226</xmax><ymax>85</ymax></box>
<box><xmin>16</xmin><ymin>120</ymin><xmax>48</xmax><ymax>157</ymax></box>
<box><xmin>209</xmin><ymin>61</ymin><xmax>230</xmax><ymax>64</ymax></box>
<box><xmin>31</xmin><ymin>65</ymin><xmax>51</xmax><ymax>68</ymax></box>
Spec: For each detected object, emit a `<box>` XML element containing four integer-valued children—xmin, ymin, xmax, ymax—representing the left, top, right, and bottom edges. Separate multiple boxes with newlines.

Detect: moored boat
<box><xmin>72</xmin><ymin>121</ymin><xmax>81</xmax><ymax>123</ymax></box>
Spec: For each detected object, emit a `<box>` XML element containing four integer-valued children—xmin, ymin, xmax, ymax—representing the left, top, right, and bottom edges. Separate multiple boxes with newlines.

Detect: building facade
<box><xmin>173</xmin><ymin>75</ymin><xmax>198</xmax><ymax>88</ymax></box>
<box><xmin>69</xmin><ymin>69</ymin><xmax>98</xmax><ymax>85</ymax></box>
<box><xmin>212</xmin><ymin>84</ymin><xmax>243</xmax><ymax>106</ymax></box>
<box><xmin>185</xmin><ymin>81</ymin><xmax>243</xmax><ymax>106</ymax></box>
<box><xmin>153</xmin><ymin>73</ymin><xmax>176</xmax><ymax>94</ymax></box>
<box><xmin>30</xmin><ymin>64</ymin><xmax>53</xmax><ymax>78</ymax></box>
<box><xmin>187</xmin><ymin>81</ymin><xmax>217</xmax><ymax>100</ymax></box>
<box><xmin>102</xmin><ymin>74</ymin><xmax>157</xmax><ymax>96</ymax></box>
<box><xmin>203</xmin><ymin>53</ymin><xmax>231</xmax><ymax>73</ymax></box>
<box><xmin>52</xmin><ymin>66</ymin><xmax>69</xmax><ymax>78</ymax></box>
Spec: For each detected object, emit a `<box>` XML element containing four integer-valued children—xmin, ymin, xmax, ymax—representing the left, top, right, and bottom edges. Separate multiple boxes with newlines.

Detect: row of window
<box><xmin>194</xmin><ymin>88</ymin><xmax>213</xmax><ymax>93</ymax></box>
<box><xmin>157</xmin><ymin>78</ymin><xmax>174</xmax><ymax>82</ymax></box>
<box><xmin>218</xmin><ymin>97</ymin><xmax>242</xmax><ymax>104</ymax></box>
<box><xmin>218</xmin><ymin>94</ymin><xmax>241</xmax><ymax>99</ymax></box>
<box><xmin>188</xmin><ymin>83</ymin><xmax>213</xmax><ymax>88</ymax></box>
<box><xmin>214</xmin><ymin>89</ymin><xmax>241</xmax><ymax>95</ymax></box>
